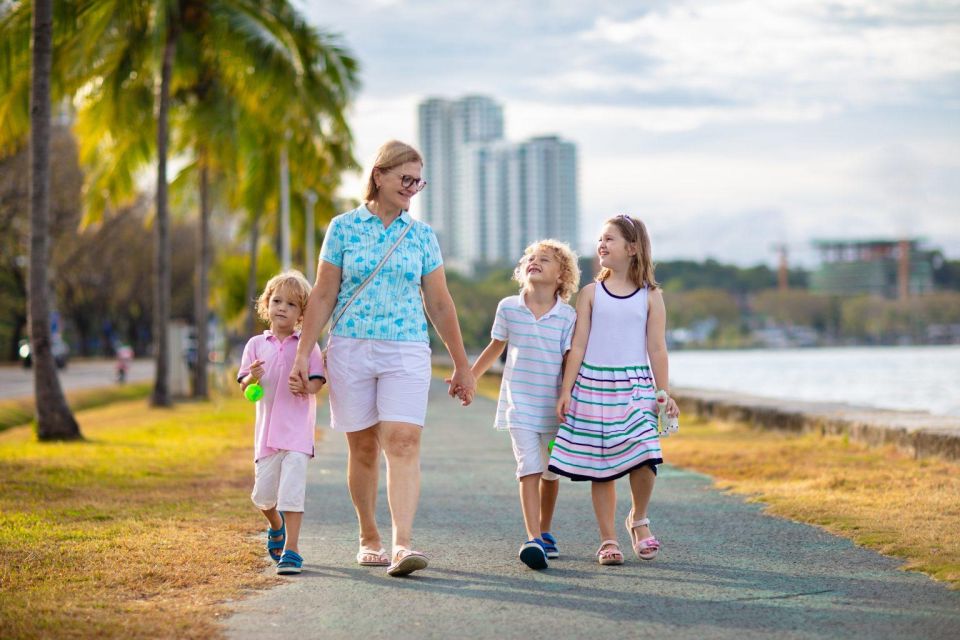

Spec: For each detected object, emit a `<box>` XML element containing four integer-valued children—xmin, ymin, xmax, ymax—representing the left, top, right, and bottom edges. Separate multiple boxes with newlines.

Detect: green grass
<box><xmin>0</xmin><ymin>394</ymin><xmax>278</xmax><ymax>639</ymax></box>
<box><xmin>0</xmin><ymin>382</ymin><xmax>151</xmax><ymax>432</ymax></box>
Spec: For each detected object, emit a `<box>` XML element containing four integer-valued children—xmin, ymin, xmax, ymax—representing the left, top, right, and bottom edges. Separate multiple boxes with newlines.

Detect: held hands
<box><xmin>445</xmin><ymin>367</ymin><xmax>476</xmax><ymax>407</ymax></box>
<box><xmin>287</xmin><ymin>354</ymin><xmax>310</xmax><ymax>398</ymax></box>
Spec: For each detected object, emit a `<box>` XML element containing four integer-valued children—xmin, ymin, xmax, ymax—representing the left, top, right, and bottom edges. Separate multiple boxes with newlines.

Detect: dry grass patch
<box><xmin>661</xmin><ymin>416</ymin><xmax>960</xmax><ymax>588</ymax></box>
<box><xmin>0</xmin><ymin>395</ymin><xmax>281</xmax><ymax>639</ymax></box>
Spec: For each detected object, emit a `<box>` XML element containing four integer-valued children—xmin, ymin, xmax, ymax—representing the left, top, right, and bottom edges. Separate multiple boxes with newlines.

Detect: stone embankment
<box><xmin>674</xmin><ymin>387</ymin><xmax>960</xmax><ymax>462</ymax></box>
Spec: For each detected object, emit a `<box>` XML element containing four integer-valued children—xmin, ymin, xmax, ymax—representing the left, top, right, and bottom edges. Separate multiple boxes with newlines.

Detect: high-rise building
<box><xmin>418</xmin><ymin>96</ymin><xmax>504</xmax><ymax>259</ymax></box>
<box><xmin>418</xmin><ymin>96</ymin><xmax>579</xmax><ymax>274</ymax></box>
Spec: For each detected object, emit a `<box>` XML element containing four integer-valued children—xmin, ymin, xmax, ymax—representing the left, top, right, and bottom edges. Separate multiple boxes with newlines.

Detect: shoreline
<box><xmin>674</xmin><ymin>386</ymin><xmax>960</xmax><ymax>462</ymax></box>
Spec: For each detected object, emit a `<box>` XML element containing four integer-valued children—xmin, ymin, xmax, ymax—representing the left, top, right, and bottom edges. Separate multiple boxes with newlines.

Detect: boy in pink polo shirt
<box><xmin>239</xmin><ymin>271</ymin><xmax>325</xmax><ymax>575</ymax></box>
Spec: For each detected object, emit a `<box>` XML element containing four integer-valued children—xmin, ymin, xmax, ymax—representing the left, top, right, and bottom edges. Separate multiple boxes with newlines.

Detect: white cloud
<box><xmin>302</xmin><ymin>0</ymin><xmax>960</xmax><ymax>263</ymax></box>
<box><xmin>577</xmin><ymin>2</ymin><xmax>960</xmax><ymax>113</ymax></box>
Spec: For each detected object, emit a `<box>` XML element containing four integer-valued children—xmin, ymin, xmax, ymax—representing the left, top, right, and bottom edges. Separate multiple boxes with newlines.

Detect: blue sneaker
<box><xmin>518</xmin><ymin>538</ymin><xmax>548</xmax><ymax>570</ymax></box>
<box><xmin>276</xmin><ymin>550</ymin><xmax>303</xmax><ymax>575</ymax></box>
<box><xmin>540</xmin><ymin>532</ymin><xmax>559</xmax><ymax>559</ymax></box>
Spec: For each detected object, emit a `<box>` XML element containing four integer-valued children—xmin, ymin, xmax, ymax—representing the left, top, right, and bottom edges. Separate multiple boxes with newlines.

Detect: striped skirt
<box><xmin>548</xmin><ymin>362</ymin><xmax>663</xmax><ymax>482</ymax></box>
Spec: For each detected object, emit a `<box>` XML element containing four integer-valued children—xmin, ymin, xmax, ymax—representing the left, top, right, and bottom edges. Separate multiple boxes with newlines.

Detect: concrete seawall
<box><xmin>674</xmin><ymin>387</ymin><xmax>960</xmax><ymax>463</ymax></box>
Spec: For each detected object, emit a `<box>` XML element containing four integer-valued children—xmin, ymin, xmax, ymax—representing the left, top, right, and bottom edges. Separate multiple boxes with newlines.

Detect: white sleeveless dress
<box><xmin>548</xmin><ymin>282</ymin><xmax>663</xmax><ymax>481</ymax></box>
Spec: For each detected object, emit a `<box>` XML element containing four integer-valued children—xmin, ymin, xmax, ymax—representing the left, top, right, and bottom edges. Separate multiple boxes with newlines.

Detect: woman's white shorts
<box><xmin>325</xmin><ymin>336</ymin><xmax>432</xmax><ymax>432</ymax></box>
<box><xmin>509</xmin><ymin>428</ymin><xmax>559</xmax><ymax>480</ymax></box>
<box><xmin>251</xmin><ymin>450</ymin><xmax>310</xmax><ymax>512</ymax></box>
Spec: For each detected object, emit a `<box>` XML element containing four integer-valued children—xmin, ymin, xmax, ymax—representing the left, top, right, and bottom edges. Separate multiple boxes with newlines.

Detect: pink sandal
<box><xmin>625</xmin><ymin>514</ymin><xmax>660</xmax><ymax>560</ymax></box>
<box><xmin>596</xmin><ymin>540</ymin><xmax>624</xmax><ymax>565</ymax></box>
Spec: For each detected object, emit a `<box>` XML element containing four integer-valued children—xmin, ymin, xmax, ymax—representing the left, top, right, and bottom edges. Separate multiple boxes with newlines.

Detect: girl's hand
<box><xmin>666</xmin><ymin>396</ymin><xmax>680</xmax><ymax>418</ymax></box>
<box><xmin>556</xmin><ymin>391</ymin><xmax>571</xmax><ymax>422</ymax></box>
<box><xmin>249</xmin><ymin>359</ymin><xmax>265</xmax><ymax>381</ymax></box>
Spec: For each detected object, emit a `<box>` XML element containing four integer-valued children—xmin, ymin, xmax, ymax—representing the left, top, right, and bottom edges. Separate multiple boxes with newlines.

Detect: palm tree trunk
<box><xmin>151</xmin><ymin>18</ymin><xmax>178</xmax><ymax>407</ymax></box>
<box><xmin>246</xmin><ymin>211</ymin><xmax>260</xmax><ymax>338</ymax></box>
<box><xmin>193</xmin><ymin>158</ymin><xmax>210</xmax><ymax>399</ymax></box>
<box><xmin>30</xmin><ymin>0</ymin><xmax>81</xmax><ymax>440</ymax></box>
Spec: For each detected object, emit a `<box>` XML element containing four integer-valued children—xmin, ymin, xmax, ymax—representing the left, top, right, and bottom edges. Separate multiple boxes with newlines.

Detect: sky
<box><xmin>299</xmin><ymin>0</ymin><xmax>960</xmax><ymax>267</ymax></box>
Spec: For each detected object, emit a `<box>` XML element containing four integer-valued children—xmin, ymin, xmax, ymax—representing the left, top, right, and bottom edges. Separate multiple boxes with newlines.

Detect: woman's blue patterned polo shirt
<box><xmin>319</xmin><ymin>204</ymin><xmax>443</xmax><ymax>343</ymax></box>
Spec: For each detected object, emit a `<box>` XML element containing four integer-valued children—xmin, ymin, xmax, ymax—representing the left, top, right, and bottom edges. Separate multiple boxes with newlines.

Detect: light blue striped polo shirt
<box><xmin>320</xmin><ymin>205</ymin><xmax>443</xmax><ymax>343</ymax></box>
<box><xmin>492</xmin><ymin>294</ymin><xmax>577</xmax><ymax>432</ymax></box>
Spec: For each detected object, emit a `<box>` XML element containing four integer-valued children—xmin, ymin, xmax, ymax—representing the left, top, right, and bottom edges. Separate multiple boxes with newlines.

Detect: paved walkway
<box><xmin>225</xmin><ymin>381</ymin><xmax>960</xmax><ymax>640</ymax></box>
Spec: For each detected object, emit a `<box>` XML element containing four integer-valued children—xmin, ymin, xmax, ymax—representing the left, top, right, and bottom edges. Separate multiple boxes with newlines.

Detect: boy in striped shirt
<box><xmin>470</xmin><ymin>239</ymin><xmax>580</xmax><ymax>569</ymax></box>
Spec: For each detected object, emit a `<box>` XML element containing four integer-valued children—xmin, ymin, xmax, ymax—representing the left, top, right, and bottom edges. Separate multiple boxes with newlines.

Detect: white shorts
<box><xmin>509</xmin><ymin>428</ymin><xmax>559</xmax><ymax>481</ymax></box>
<box><xmin>251</xmin><ymin>450</ymin><xmax>309</xmax><ymax>512</ymax></box>
<box><xmin>326</xmin><ymin>336</ymin><xmax>432</xmax><ymax>432</ymax></box>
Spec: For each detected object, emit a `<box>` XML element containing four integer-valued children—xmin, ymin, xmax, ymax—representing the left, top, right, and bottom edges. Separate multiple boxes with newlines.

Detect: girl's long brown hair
<box><xmin>596</xmin><ymin>215</ymin><xmax>659</xmax><ymax>290</ymax></box>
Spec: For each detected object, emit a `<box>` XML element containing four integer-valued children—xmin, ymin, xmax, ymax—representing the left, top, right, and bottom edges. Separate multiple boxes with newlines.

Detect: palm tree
<box><xmin>166</xmin><ymin>2</ymin><xmax>358</xmax><ymax>393</ymax></box>
<box><xmin>5</xmin><ymin>1</ymin><xmax>358</xmax><ymax>404</ymax></box>
<box><xmin>27</xmin><ymin>0</ymin><xmax>81</xmax><ymax>439</ymax></box>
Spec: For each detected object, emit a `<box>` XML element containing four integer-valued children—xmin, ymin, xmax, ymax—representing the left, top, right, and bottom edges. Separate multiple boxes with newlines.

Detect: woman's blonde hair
<box><xmin>512</xmin><ymin>239</ymin><xmax>581</xmax><ymax>302</ymax></box>
<box><xmin>596</xmin><ymin>215</ymin><xmax>659</xmax><ymax>290</ymax></box>
<box><xmin>364</xmin><ymin>140</ymin><xmax>424</xmax><ymax>202</ymax></box>
<box><xmin>256</xmin><ymin>270</ymin><xmax>312</xmax><ymax>329</ymax></box>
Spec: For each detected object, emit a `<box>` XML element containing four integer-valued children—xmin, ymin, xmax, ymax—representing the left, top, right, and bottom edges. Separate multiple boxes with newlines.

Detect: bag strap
<box><xmin>327</xmin><ymin>218</ymin><xmax>415</xmax><ymax>337</ymax></box>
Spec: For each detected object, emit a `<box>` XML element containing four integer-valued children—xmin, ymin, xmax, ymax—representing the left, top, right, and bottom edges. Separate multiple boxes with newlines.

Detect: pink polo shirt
<box><xmin>238</xmin><ymin>331</ymin><xmax>325</xmax><ymax>462</ymax></box>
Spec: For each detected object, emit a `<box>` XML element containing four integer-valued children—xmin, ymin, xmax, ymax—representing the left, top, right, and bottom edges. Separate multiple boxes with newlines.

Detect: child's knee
<box><xmin>251</xmin><ymin>488</ymin><xmax>277</xmax><ymax>511</ymax></box>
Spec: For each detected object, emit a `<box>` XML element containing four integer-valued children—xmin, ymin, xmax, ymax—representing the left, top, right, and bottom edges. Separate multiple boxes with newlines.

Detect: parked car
<box><xmin>18</xmin><ymin>335</ymin><xmax>70</xmax><ymax>369</ymax></box>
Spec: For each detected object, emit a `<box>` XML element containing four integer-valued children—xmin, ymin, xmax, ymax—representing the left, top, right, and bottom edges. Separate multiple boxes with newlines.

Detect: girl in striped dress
<box><xmin>549</xmin><ymin>215</ymin><xmax>680</xmax><ymax>566</ymax></box>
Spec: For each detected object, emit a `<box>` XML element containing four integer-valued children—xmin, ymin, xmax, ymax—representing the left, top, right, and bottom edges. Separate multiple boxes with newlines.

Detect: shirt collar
<box><xmin>519</xmin><ymin>292</ymin><xmax>562</xmax><ymax>320</ymax></box>
<box><xmin>359</xmin><ymin>203</ymin><xmax>411</xmax><ymax>226</ymax></box>
<box><xmin>263</xmin><ymin>329</ymin><xmax>300</xmax><ymax>343</ymax></box>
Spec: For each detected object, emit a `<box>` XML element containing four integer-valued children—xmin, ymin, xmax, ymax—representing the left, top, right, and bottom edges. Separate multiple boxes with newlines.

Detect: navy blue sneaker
<box><xmin>518</xmin><ymin>538</ymin><xmax>548</xmax><ymax>570</ymax></box>
<box><xmin>540</xmin><ymin>532</ymin><xmax>559</xmax><ymax>559</ymax></box>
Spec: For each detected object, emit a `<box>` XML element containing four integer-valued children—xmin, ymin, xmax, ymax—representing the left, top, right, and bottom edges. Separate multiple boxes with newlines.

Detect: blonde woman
<box><xmin>290</xmin><ymin>140</ymin><xmax>475</xmax><ymax>577</ymax></box>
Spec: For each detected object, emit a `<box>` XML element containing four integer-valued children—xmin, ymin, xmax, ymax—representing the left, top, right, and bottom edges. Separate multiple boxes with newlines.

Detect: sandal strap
<box><xmin>596</xmin><ymin>539</ymin><xmax>621</xmax><ymax>556</ymax></box>
<box><xmin>637</xmin><ymin>536</ymin><xmax>660</xmax><ymax>550</ymax></box>
<box><xmin>629</xmin><ymin>517</ymin><xmax>650</xmax><ymax>528</ymax></box>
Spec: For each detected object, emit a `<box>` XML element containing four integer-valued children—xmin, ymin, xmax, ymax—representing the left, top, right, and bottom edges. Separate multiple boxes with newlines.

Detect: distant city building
<box><xmin>418</xmin><ymin>96</ymin><xmax>504</xmax><ymax>261</ymax></box>
<box><xmin>810</xmin><ymin>239</ymin><xmax>935</xmax><ymax>298</ymax></box>
<box><xmin>418</xmin><ymin>96</ymin><xmax>580</xmax><ymax>274</ymax></box>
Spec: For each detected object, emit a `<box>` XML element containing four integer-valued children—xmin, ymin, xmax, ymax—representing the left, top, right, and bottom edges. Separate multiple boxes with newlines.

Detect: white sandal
<box><xmin>625</xmin><ymin>514</ymin><xmax>660</xmax><ymax>560</ymax></box>
<box><xmin>387</xmin><ymin>546</ymin><xmax>429</xmax><ymax>577</ymax></box>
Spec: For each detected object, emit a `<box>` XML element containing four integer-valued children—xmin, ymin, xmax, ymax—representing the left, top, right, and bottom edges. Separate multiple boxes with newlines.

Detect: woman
<box><xmin>290</xmin><ymin>140</ymin><xmax>476</xmax><ymax>577</ymax></box>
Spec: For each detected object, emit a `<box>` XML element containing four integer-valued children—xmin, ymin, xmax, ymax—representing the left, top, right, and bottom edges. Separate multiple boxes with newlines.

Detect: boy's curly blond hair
<box><xmin>256</xmin><ymin>270</ymin><xmax>312</xmax><ymax>330</ymax></box>
<box><xmin>512</xmin><ymin>239</ymin><xmax>581</xmax><ymax>302</ymax></box>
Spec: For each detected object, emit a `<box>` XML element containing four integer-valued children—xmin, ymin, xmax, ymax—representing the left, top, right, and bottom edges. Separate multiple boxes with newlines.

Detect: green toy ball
<box><xmin>547</xmin><ymin>439</ymin><xmax>555</xmax><ymax>455</ymax></box>
<box><xmin>244</xmin><ymin>383</ymin><xmax>264</xmax><ymax>402</ymax></box>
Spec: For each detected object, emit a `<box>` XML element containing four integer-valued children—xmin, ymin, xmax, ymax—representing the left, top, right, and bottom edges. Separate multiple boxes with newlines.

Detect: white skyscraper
<box><xmin>418</xmin><ymin>96</ymin><xmax>504</xmax><ymax>260</ymax></box>
<box><xmin>418</xmin><ymin>97</ymin><xmax>579</xmax><ymax>274</ymax></box>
